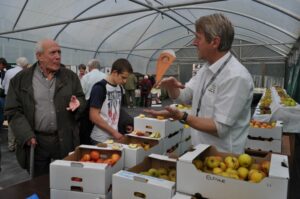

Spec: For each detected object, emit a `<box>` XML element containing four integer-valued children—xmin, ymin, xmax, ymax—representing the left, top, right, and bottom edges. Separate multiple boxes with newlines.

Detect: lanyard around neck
<box><xmin>196</xmin><ymin>54</ymin><xmax>232</xmax><ymax>116</ymax></box>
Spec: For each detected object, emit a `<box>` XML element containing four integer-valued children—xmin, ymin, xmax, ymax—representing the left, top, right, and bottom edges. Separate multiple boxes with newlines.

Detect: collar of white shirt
<box><xmin>205</xmin><ymin>52</ymin><xmax>231</xmax><ymax>74</ymax></box>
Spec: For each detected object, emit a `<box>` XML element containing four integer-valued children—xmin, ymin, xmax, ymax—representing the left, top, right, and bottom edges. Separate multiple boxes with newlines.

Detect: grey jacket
<box><xmin>4</xmin><ymin>62</ymin><xmax>86</xmax><ymax>170</ymax></box>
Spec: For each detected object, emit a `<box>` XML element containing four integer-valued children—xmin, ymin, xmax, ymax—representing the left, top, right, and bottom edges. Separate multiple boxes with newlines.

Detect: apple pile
<box><xmin>128</xmin><ymin>142</ymin><xmax>151</xmax><ymax>150</ymax></box>
<box><xmin>275</xmin><ymin>87</ymin><xmax>297</xmax><ymax>106</ymax></box>
<box><xmin>258</xmin><ymin>89</ymin><xmax>272</xmax><ymax>114</ymax></box>
<box><xmin>138</xmin><ymin>114</ymin><xmax>165</xmax><ymax>121</ymax></box>
<box><xmin>131</xmin><ymin>130</ymin><xmax>161</xmax><ymax>139</ymax></box>
<box><xmin>193</xmin><ymin>153</ymin><xmax>270</xmax><ymax>183</ymax></box>
<box><xmin>79</xmin><ymin>150</ymin><xmax>121</xmax><ymax>166</ymax></box>
<box><xmin>139</xmin><ymin>167</ymin><xmax>176</xmax><ymax>182</ymax></box>
<box><xmin>250</xmin><ymin>120</ymin><xmax>276</xmax><ymax>129</ymax></box>
<box><xmin>175</xmin><ymin>104</ymin><xmax>192</xmax><ymax>110</ymax></box>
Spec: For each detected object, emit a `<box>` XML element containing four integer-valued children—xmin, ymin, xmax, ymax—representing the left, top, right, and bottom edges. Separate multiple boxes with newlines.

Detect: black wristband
<box><xmin>179</xmin><ymin>111</ymin><xmax>188</xmax><ymax>124</ymax></box>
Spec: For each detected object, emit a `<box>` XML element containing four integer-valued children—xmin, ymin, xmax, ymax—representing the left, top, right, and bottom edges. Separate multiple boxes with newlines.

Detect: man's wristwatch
<box><xmin>179</xmin><ymin>111</ymin><xmax>188</xmax><ymax>124</ymax></box>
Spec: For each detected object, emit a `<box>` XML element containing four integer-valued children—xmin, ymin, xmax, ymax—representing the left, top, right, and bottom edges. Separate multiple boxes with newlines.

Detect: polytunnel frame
<box><xmin>0</xmin><ymin>0</ymin><xmax>297</xmax><ymax>68</ymax></box>
<box><xmin>131</xmin><ymin>23</ymin><xmax>289</xmax><ymax>56</ymax></box>
<box><xmin>145</xmin><ymin>32</ymin><xmax>287</xmax><ymax>72</ymax></box>
<box><xmin>92</xmin><ymin>6</ymin><xmax>294</xmax><ymax>63</ymax></box>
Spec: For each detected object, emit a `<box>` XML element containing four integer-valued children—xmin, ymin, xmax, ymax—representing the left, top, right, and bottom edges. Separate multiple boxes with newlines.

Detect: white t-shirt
<box><xmin>89</xmin><ymin>79</ymin><xmax>122</xmax><ymax>142</ymax></box>
<box><xmin>178</xmin><ymin>52</ymin><xmax>254</xmax><ymax>153</ymax></box>
<box><xmin>81</xmin><ymin>69</ymin><xmax>106</xmax><ymax>100</ymax></box>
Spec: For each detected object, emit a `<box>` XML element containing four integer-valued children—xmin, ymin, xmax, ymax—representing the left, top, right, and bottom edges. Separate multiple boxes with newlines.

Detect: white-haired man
<box><xmin>2</xmin><ymin>57</ymin><xmax>29</xmax><ymax>151</ymax></box>
<box><xmin>81</xmin><ymin>59</ymin><xmax>106</xmax><ymax>100</ymax></box>
<box><xmin>4</xmin><ymin>39</ymin><xmax>86</xmax><ymax>176</ymax></box>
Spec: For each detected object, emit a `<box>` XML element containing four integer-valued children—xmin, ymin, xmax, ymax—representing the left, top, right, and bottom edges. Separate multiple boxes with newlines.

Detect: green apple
<box><xmin>159</xmin><ymin>175</ymin><xmax>170</xmax><ymax>180</ymax></box>
<box><xmin>193</xmin><ymin>159</ymin><xmax>203</xmax><ymax>170</ymax></box>
<box><xmin>226</xmin><ymin>168</ymin><xmax>238</xmax><ymax>176</ymax></box>
<box><xmin>224</xmin><ymin>156</ymin><xmax>239</xmax><ymax>169</ymax></box>
<box><xmin>219</xmin><ymin>162</ymin><xmax>227</xmax><ymax>171</ymax></box>
<box><xmin>157</xmin><ymin>168</ymin><xmax>168</xmax><ymax>176</ymax></box>
<box><xmin>228</xmin><ymin>173</ymin><xmax>239</xmax><ymax>180</ymax></box>
<box><xmin>238</xmin><ymin>153</ymin><xmax>252</xmax><ymax>168</ymax></box>
<box><xmin>168</xmin><ymin>169</ymin><xmax>176</xmax><ymax>181</ymax></box>
<box><xmin>237</xmin><ymin>167</ymin><xmax>249</xmax><ymax>180</ymax></box>
<box><xmin>205</xmin><ymin>156</ymin><xmax>221</xmax><ymax>169</ymax></box>
<box><xmin>249</xmin><ymin>163</ymin><xmax>261</xmax><ymax>171</ymax></box>
<box><xmin>260</xmin><ymin>160</ymin><xmax>270</xmax><ymax>175</ymax></box>
<box><xmin>212</xmin><ymin>167</ymin><xmax>223</xmax><ymax>175</ymax></box>
<box><xmin>248</xmin><ymin>170</ymin><xmax>265</xmax><ymax>183</ymax></box>
<box><xmin>220</xmin><ymin>172</ymin><xmax>230</xmax><ymax>178</ymax></box>
<box><xmin>148</xmin><ymin>168</ymin><xmax>159</xmax><ymax>177</ymax></box>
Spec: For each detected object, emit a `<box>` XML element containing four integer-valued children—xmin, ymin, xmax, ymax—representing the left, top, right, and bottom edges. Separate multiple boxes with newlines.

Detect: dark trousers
<box><xmin>140</xmin><ymin>93</ymin><xmax>150</xmax><ymax>107</ymax></box>
<box><xmin>34</xmin><ymin>133</ymin><xmax>61</xmax><ymax>177</ymax></box>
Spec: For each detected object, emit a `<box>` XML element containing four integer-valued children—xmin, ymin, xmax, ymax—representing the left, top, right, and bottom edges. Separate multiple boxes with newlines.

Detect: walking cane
<box><xmin>29</xmin><ymin>144</ymin><xmax>35</xmax><ymax>179</ymax></box>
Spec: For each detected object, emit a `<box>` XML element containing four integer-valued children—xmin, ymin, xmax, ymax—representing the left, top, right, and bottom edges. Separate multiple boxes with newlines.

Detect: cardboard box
<box><xmin>134</xmin><ymin>116</ymin><xmax>183</xmax><ymax>138</ymax></box>
<box><xmin>172</xmin><ymin>192</ymin><xmax>193</xmax><ymax>199</ymax></box>
<box><xmin>180</xmin><ymin>126</ymin><xmax>191</xmax><ymax>141</ymax></box>
<box><xmin>113</xmin><ymin>154</ymin><xmax>177</xmax><ymax>199</ymax></box>
<box><xmin>249</xmin><ymin>121</ymin><xmax>283</xmax><ymax>139</ymax></box>
<box><xmin>165</xmin><ymin>143</ymin><xmax>180</xmax><ymax>157</ymax></box>
<box><xmin>119</xmin><ymin>135</ymin><xmax>163</xmax><ymax>169</ymax></box>
<box><xmin>179</xmin><ymin>137</ymin><xmax>192</xmax><ymax>155</ymax></box>
<box><xmin>245</xmin><ymin>138</ymin><xmax>281</xmax><ymax>153</ymax></box>
<box><xmin>162</xmin><ymin>131</ymin><xmax>181</xmax><ymax>153</ymax></box>
<box><xmin>177</xmin><ymin>144</ymin><xmax>289</xmax><ymax>199</ymax></box>
<box><xmin>50</xmin><ymin>189</ymin><xmax>111</xmax><ymax>199</ymax></box>
<box><xmin>50</xmin><ymin>145</ymin><xmax>124</xmax><ymax>195</ymax></box>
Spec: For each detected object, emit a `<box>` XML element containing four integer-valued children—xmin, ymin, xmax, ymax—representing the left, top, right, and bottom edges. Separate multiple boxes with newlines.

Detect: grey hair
<box><xmin>16</xmin><ymin>57</ymin><xmax>29</xmax><ymax>67</ymax></box>
<box><xmin>87</xmin><ymin>59</ymin><xmax>101</xmax><ymax>70</ymax></box>
<box><xmin>35</xmin><ymin>40</ymin><xmax>44</xmax><ymax>54</ymax></box>
<box><xmin>195</xmin><ymin>13</ymin><xmax>234</xmax><ymax>51</ymax></box>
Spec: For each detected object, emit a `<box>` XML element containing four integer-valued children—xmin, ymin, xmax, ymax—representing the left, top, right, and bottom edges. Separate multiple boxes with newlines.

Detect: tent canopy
<box><xmin>0</xmin><ymin>0</ymin><xmax>299</xmax><ymax>74</ymax></box>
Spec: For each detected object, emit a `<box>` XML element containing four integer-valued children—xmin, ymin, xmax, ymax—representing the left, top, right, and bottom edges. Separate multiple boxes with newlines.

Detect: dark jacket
<box><xmin>4</xmin><ymin>63</ymin><xmax>86</xmax><ymax>170</ymax></box>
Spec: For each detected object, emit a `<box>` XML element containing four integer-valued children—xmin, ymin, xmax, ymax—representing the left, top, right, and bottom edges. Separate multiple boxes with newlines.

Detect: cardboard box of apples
<box><xmin>177</xmin><ymin>144</ymin><xmax>289</xmax><ymax>199</ymax></box>
<box><xmin>134</xmin><ymin>114</ymin><xmax>183</xmax><ymax>138</ymax></box>
<box><xmin>109</xmin><ymin>135</ymin><xmax>163</xmax><ymax>169</ymax></box>
<box><xmin>113</xmin><ymin>154</ymin><xmax>177</xmax><ymax>199</ymax></box>
<box><xmin>50</xmin><ymin>145</ymin><xmax>124</xmax><ymax>196</ymax></box>
<box><xmin>246</xmin><ymin>120</ymin><xmax>283</xmax><ymax>153</ymax></box>
<box><xmin>249</xmin><ymin>120</ymin><xmax>283</xmax><ymax>139</ymax></box>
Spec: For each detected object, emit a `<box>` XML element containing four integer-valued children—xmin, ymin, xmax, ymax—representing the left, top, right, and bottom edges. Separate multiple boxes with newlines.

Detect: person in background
<box><xmin>0</xmin><ymin>58</ymin><xmax>11</xmax><ymax>130</ymax></box>
<box><xmin>79</xmin><ymin>59</ymin><xmax>106</xmax><ymax>144</ymax></box>
<box><xmin>81</xmin><ymin>59</ymin><xmax>106</xmax><ymax>100</ymax></box>
<box><xmin>2</xmin><ymin>57</ymin><xmax>29</xmax><ymax>152</ymax></box>
<box><xmin>124</xmin><ymin>71</ymin><xmax>137</xmax><ymax>108</ymax></box>
<box><xmin>89</xmin><ymin>58</ymin><xmax>133</xmax><ymax>144</ymax></box>
<box><xmin>78</xmin><ymin>64</ymin><xmax>86</xmax><ymax>79</ymax></box>
<box><xmin>149</xmin><ymin>74</ymin><xmax>156</xmax><ymax>86</ymax></box>
<box><xmin>4</xmin><ymin>38</ymin><xmax>86</xmax><ymax>176</ymax></box>
<box><xmin>139</xmin><ymin>75</ymin><xmax>152</xmax><ymax>107</ymax></box>
<box><xmin>146</xmin><ymin>13</ymin><xmax>253</xmax><ymax>154</ymax></box>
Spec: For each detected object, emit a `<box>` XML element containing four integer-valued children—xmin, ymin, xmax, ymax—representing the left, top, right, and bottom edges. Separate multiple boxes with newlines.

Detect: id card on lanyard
<box><xmin>196</xmin><ymin>54</ymin><xmax>232</xmax><ymax>117</ymax></box>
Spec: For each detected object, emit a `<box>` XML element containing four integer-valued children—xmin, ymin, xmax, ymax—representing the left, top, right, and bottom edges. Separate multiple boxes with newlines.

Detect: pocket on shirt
<box><xmin>201</xmin><ymin>90</ymin><xmax>216</xmax><ymax>116</ymax></box>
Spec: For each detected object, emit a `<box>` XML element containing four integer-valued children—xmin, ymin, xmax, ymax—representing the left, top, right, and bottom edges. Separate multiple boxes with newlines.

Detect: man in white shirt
<box><xmin>2</xmin><ymin>57</ymin><xmax>29</xmax><ymax>152</ymax></box>
<box><xmin>81</xmin><ymin>59</ymin><xmax>106</xmax><ymax>100</ymax></box>
<box><xmin>146</xmin><ymin>13</ymin><xmax>254</xmax><ymax>153</ymax></box>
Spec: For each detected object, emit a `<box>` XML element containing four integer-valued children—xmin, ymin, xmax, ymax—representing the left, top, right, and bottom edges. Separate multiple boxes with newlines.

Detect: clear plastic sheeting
<box><xmin>0</xmin><ymin>0</ymin><xmax>299</xmax><ymax>75</ymax></box>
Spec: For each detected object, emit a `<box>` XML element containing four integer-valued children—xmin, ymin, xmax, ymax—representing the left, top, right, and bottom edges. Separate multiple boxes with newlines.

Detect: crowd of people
<box><xmin>0</xmin><ymin>14</ymin><xmax>254</xmax><ymax>181</ymax></box>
